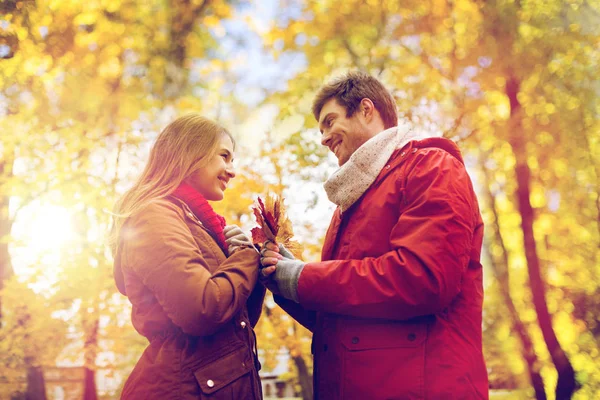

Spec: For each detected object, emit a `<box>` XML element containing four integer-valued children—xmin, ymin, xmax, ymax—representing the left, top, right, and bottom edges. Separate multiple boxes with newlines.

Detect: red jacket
<box><xmin>276</xmin><ymin>138</ymin><xmax>488</xmax><ymax>399</ymax></box>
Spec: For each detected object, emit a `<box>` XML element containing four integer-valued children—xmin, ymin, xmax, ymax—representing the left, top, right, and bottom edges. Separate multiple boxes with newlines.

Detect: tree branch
<box><xmin>341</xmin><ymin>37</ymin><xmax>363</xmax><ymax>70</ymax></box>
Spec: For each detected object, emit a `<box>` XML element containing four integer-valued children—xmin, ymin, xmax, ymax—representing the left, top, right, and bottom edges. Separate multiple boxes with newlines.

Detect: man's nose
<box><xmin>321</xmin><ymin>131</ymin><xmax>332</xmax><ymax>148</ymax></box>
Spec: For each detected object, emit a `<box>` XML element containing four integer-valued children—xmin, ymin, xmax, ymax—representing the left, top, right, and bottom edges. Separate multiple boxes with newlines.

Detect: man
<box><xmin>261</xmin><ymin>72</ymin><xmax>488</xmax><ymax>399</ymax></box>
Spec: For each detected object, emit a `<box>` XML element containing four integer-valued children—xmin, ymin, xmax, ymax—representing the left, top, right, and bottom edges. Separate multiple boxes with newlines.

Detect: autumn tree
<box><xmin>0</xmin><ymin>0</ymin><xmax>240</xmax><ymax>398</ymax></box>
<box><xmin>262</xmin><ymin>0</ymin><xmax>600</xmax><ymax>397</ymax></box>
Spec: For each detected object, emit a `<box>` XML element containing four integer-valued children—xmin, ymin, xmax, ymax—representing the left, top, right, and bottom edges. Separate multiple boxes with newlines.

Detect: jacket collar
<box><xmin>372</xmin><ymin>136</ymin><xmax>465</xmax><ymax>187</ymax></box>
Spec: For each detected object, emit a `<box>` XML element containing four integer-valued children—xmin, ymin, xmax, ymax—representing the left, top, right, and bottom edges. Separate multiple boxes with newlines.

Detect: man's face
<box><xmin>318</xmin><ymin>98</ymin><xmax>374</xmax><ymax>166</ymax></box>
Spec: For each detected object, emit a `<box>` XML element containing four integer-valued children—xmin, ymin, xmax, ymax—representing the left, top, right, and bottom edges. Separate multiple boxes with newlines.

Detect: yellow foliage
<box><xmin>203</xmin><ymin>15</ymin><xmax>221</xmax><ymax>28</ymax></box>
<box><xmin>1</xmin><ymin>0</ymin><xmax>600</xmax><ymax>397</ymax></box>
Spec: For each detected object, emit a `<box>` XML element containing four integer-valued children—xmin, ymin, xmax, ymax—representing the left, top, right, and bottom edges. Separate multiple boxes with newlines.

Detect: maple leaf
<box><xmin>251</xmin><ymin>194</ymin><xmax>303</xmax><ymax>259</ymax></box>
<box><xmin>253</xmin><ymin>205</ymin><xmax>265</xmax><ymax>227</ymax></box>
<box><xmin>263</xmin><ymin>210</ymin><xmax>278</xmax><ymax>236</ymax></box>
<box><xmin>251</xmin><ymin>226</ymin><xmax>267</xmax><ymax>244</ymax></box>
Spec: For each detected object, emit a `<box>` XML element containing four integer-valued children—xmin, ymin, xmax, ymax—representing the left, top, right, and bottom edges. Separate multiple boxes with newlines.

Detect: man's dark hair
<box><xmin>312</xmin><ymin>71</ymin><xmax>398</xmax><ymax>129</ymax></box>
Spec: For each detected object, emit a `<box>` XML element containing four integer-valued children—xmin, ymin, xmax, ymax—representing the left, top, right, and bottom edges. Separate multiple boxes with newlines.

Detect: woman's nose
<box><xmin>226</xmin><ymin>164</ymin><xmax>236</xmax><ymax>179</ymax></box>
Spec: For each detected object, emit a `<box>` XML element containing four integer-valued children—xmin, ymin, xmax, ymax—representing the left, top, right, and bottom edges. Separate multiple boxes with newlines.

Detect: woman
<box><xmin>110</xmin><ymin>114</ymin><xmax>265</xmax><ymax>399</ymax></box>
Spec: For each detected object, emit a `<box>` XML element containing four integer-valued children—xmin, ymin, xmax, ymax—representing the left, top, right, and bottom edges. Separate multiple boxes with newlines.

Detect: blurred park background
<box><xmin>0</xmin><ymin>0</ymin><xmax>599</xmax><ymax>399</ymax></box>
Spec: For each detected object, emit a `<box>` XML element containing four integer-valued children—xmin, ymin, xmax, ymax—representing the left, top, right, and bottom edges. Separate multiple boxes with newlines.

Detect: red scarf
<box><xmin>172</xmin><ymin>183</ymin><xmax>228</xmax><ymax>252</ymax></box>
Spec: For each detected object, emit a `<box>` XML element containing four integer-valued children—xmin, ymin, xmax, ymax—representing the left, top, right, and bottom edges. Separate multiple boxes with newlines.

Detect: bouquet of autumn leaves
<box><xmin>251</xmin><ymin>194</ymin><xmax>303</xmax><ymax>260</ymax></box>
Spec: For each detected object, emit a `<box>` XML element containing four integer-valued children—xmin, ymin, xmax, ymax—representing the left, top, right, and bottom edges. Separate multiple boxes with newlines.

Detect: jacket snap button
<box><xmin>351</xmin><ymin>337</ymin><xmax>359</xmax><ymax>344</ymax></box>
<box><xmin>412</xmin><ymin>148</ymin><xmax>417</xmax><ymax>153</ymax></box>
<box><xmin>207</xmin><ymin>379</ymin><xmax>215</xmax><ymax>388</ymax></box>
<box><xmin>401</xmin><ymin>151</ymin><xmax>406</xmax><ymax>157</ymax></box>
<box><xmin>408</xmin><ymin>333</ymin><xmax>417</xmax><ymax>341</ymax></box>
<box><xmin>385</xmin><ymin>165</ymin><xmax>390</xmax><ymax>169</ymax></box>
<box><xmin>240</xmin><ymin>321</ymin><xmax>247</xmax><ymax>328</ymax></box>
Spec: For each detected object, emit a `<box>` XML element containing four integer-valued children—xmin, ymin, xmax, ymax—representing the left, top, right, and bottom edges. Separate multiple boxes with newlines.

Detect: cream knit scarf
<box><xmin>324</xmin><ymin>121</ymin><xmax>426</xmax><ymax>211</ymax></box>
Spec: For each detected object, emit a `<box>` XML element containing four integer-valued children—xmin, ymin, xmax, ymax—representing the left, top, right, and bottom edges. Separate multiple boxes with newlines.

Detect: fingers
<box><xmin>264</xmin><ymin>241</ymin><xmax>279</xmax><ymax>252</ymax></box>
<box><xmin>228</xmin><ymin>238</ymin><xmax>252</xmax><ymax>247</ymax></box>
<box><xmin>260</xmin><ymin>241</ymin><xmax>282</xmax><ymax>266</ymax></box>
<box><xmin>260</xmin><ymin>245</ymin><xmax>281</xmax><ymax>257</ymax></box>
<box><xmin>223</xmin><ymin>224</ymin><xmax>237</xmax><ymax>234</ymax></box>
<box><xmin>260</xmin><ymin>248</ymin><xmax>282</xmax><ymax>266</ymax></box>
<box><xmin>223</xmin><ymin>227</ymin><xmax>253</xmax><ymax>248</ymax></box>
<box><xmin>261</xmin><ymin>248</ymin><xmax>282</xmax><ymax>258</ymax></box>
<box><xmin>261</xmin><ymin>256</ymin><xmax>281</xmax><ymax>267</ymax></box>
<box><xmin>226</xmin><ymin>233</ymin><xmax>249</xmax><ymax>242</ymax></box>
<box><xmin>224</xmin><ymin>225</ymin><xmax>243</xmax><ymax>239</ymax></box>
<box><xmin>263</xmin><ymin>240</ymin><xmax>294</xmax><ymax>259</ymax></box>
<box><xmin>260</xmin><ymin>265</ymin><xmax>276</xmax><ymax>277</ymax></box>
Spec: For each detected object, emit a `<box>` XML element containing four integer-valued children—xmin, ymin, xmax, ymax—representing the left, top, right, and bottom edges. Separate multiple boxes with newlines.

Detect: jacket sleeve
<box><xmin>123</xmin><ymin>201</ymin><xmax>259</xmax><ymax>336</ymax></box>
<box><xmin>274</xmin><ymin>294</ymin><xmax>317</xmax><ymax>332</ymax></box>
<box><xmin>297</xmin><ymin>149</ymin><xmax>478</xmax><ymax>320</ymax></box>
<box><xmin>247</xmin><ymin>283</ymin><xmax>267</xmax><ymax>328</ymax></box>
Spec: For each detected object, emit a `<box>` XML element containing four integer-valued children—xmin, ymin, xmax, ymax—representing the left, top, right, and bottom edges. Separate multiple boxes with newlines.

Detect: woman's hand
<box><xmin>224</xmin><ymin>225</ymin><xmax>254</xmax><ymax>255</ymax></box>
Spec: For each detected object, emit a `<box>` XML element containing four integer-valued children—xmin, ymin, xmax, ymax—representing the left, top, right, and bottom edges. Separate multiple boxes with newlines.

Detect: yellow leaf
<box><xmin>203</xmin><ymin>15</ymin><xmax>220</xmax><ymax>28</ymax></box>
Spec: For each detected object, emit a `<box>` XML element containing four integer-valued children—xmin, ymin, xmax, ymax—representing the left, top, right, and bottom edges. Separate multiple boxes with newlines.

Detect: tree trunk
<box><xmin>83</xmin><ymin>314</ymin><xmax>99</xmax><ymax>400</ymax></box>
<box><xmin>480</xmin><ymin>158</ymin><xmax>546</xmax><ymax>399</ymax></box>
<box><xmin>263</xmin><ymin>304</ymin><xmax>313</xmax><ymax>400</ymax></box>
<box><xmin>2</xmin><ymin>159</ymin><xmax>48</xmax><ymax>400</ymax></box>
<box><xmin>292</xmin><ymin>354</ymin><xmax>313</xmax><ymax>400</ymax></box>
<box><xmin>83</xmin><ymin>367</ymin><xmax>98</xmax><ymax>400</ymax></box>
<box><xmin>165</xmin><ymin>0</ymin><xmax>210</xmax><ymax>98</ymax></box>
<box><xmin>506</xmin><ymin>77</ymin><xmax>577</xmax><ymax>399</ymax></box>
<box><xmin>24</xmin><ymin>362</ymin><xmax>47</xmax><ymax>400</ymax></box>
<box><xmin>0</xmin><ymin>160</ymin><xmax>15</xmax><ymax>328</ymax></box>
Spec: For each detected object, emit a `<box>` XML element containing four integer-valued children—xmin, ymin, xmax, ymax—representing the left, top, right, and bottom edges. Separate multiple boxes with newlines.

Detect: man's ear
<box><xmin>360</xmin><ymin>98</ymin><xmax>376</xmax><ymax>120</ymax></box>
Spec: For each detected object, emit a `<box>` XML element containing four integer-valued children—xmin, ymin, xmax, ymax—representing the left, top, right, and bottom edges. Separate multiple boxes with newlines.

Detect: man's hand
<box><xmin>260</xmin><ymin>241</ymin><xmax>295</xmax><ymax>276</ymax></box>
<box><xmin>273</xmin><ymin>258</ymin><xmax>305</xmax><ymax>302</ymax></box>
<box><xmin>224</xmin><ymin>225</ymin><xmax>254</xmax><ymax>255</ymax></box>
<box><xmin>259</xmin><ymin>241</ymin><xmax>280</xmax><ymax>280</ymax></box>
<box><xmin>260</xmin><ymin>241</ymin><xmax>303</xmax><ymax>302</ymax></box>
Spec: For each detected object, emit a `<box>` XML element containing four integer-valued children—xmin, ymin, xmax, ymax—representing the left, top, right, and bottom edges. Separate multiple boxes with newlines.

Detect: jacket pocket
<box><xmin>339</xmin><ymin>321</ymin><xmax>427</xmax><ymax>399</ymax></box>
<box><xmin>340</xmin><ymin>320</ymin><xmax>426</xmax><ymax>350</ymax></box>
<box><xmin>194</xmin><ymin>345</ymin><xmax>253</xmax><ymax>398</ymax></box>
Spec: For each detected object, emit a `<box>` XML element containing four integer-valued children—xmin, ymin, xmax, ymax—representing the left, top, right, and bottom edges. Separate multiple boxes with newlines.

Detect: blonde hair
<box><xmin>109</xmin><ymin>114</ymin><xmax>234</xmax><ymax>252</ymax></box>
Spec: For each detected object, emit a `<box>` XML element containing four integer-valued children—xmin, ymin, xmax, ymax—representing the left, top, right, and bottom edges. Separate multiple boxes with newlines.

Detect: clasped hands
<box><xmin>223</xmin><ymin>225</ymin><xmax>304</xmax><ymax>302</ymax></box>
<box><xmin>258</xmin><ymin>241</ymin><xmax>305</xmax><ymax>303</ymax></box>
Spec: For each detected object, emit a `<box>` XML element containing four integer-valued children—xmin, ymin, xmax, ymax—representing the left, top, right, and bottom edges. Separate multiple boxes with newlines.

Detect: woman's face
<box><xmin>185</xmin><ymin>134</ymin><xmax>236</xmax><ymax>201</ymax></box>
